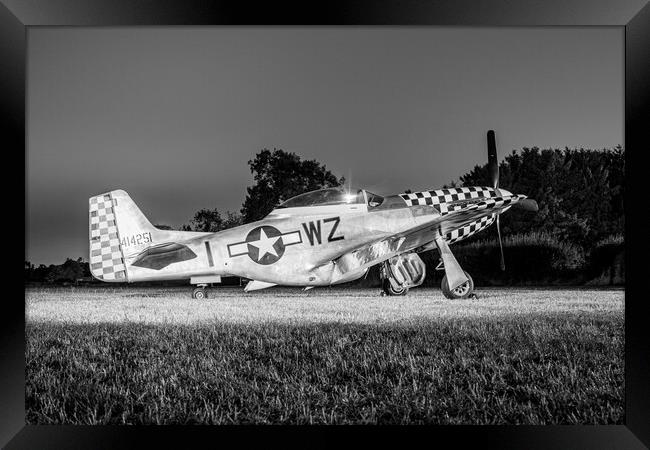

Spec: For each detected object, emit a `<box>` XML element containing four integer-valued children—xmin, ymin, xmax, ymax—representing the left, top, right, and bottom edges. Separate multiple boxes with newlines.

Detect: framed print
<box><xmin>5</xmin><ymin>0</ymin><xmax>650</xmax><ymax>448</ymax></box>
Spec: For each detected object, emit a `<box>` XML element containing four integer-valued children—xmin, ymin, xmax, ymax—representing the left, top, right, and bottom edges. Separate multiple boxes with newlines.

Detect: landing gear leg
<box><xmin>434</xmin><ymin>237</ymin><xmax>475</xmax><ymax>300</ymax></box>
<box><xmin>379</xmin><ymin>261</ymin><xmax>409</xmax><ymax>296</ymax></box>
<box><xmin>192</xmin><ymin>284</ymin><xmax>208</xmax><ymax>299</ymax></box>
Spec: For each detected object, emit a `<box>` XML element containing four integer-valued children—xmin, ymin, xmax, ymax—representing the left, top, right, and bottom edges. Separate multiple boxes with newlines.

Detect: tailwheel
<box><xmin>382</xmin><ymin>278</ymin><xmax>409</xmax><ymax>296</ymax></box>
<box><xmin>441</xmin><ymin>271</ymin><xmax>474</xmax><ymax>299</ymax></box>
<box><xmin>192</xmin><ymin>286</ymin><xmax>208</xmax><ymax>299</ymax></box>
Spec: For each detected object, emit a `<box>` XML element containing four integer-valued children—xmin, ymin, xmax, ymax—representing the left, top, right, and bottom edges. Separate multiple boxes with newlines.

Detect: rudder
<box><xmin>89</xmin><ymin>191</ymin><xmax>129</xmax><ymax>281</ymax></box>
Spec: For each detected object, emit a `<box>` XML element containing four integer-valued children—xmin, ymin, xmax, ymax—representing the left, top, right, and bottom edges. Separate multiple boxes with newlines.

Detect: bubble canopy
<box><xmin>277</xmin><ymin>188</ymin><xmax>383</xmax><ymax>209</ymax></box>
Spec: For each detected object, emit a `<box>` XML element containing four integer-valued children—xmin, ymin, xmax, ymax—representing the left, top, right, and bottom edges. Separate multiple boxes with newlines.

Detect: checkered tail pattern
<box><xmin>89</xmin><ymin>192</ymin><xmax>127</xmax><ymax>281</ymax></box>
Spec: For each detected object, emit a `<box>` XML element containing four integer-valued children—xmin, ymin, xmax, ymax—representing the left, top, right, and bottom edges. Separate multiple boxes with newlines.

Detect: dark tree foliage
<box><xmin>25</xmin><ymin>261</ymin><xmax>48</xmax><ymax>282</ymax></box>
<box><xmin>241</xmin><ymin>149</ymin><xmax>344</xmax><ymax>223</ymax></box>
<box><xmin>221</xmin><ymin>211</ymin><xmax>244</xmax><ymax>230</ymax></box>
<box><xmin>456</xmin><ymin>146</ymin><xmax>624</xmax><ymax>248</ymax></box>
<box><xmin>183</xmin><ymin>209</ymin><xmax>243</xmax><ymax>233</ymax></box>
<box><xmin>25</xmin><ymin>258</ymin><xmax>91</xmax><ymax>283</ymax></box>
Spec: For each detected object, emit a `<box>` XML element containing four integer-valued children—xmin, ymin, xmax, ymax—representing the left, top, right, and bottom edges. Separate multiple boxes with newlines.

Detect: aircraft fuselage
<box><xmin>115</xmin><ymin>187</ymin><xmax>515</xmax><ymax>287</ymax></box>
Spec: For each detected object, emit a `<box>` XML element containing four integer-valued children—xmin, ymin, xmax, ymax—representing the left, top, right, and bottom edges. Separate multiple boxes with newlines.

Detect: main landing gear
<box><xmin>192</xmin><ymin>284</ymin><xmax>208</xmax><ymax>299</ymax></box>
<box><xmin>441</xmin><ymin>270</ymin><xmax>474</xmax><ymax>299</ymax></box>
<box><xmin>381</xmin><ymin>278</ymin><xmax>409</xmax><ymax>296</ymax></box>
<box><xmin>434</xmin><ymin>237</ymin><xmax>476</xmax><ymax>300</ymax></box>
<box><xmin>379</xmin><ymin>254</ymin><xmax>426</xmax><ymax>296</ymax></box>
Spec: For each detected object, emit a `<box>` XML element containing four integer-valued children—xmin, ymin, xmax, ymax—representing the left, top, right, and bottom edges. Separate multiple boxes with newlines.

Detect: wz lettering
<box><xmin>120</xmin><ymin>232</ymin><xmax>152</xmax><ymax>248</ymax></box>
<box><xmin>301</xmin><ymin>217</ymin><xmax>344</xmax><ymax>246</ymax></box>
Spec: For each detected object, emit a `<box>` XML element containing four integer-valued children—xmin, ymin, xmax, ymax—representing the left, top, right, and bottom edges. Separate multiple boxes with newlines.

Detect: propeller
<box><xmin>487</xmin><ymin>130</ymin><xmax>506</xmax><ymax>271</ymax></box>
<box><xmin>496</xmin><ymin>216</ymin><xmax>506</xmax><ymax>271</ymax></box>
<box><xmin>485</xmin><ymin>130</ymin><xmax>540</xmax><ymax>270</ymax></box>
<box><xmin>487</xmin><ymin>130</ymin><xmax>499</xmax><ymax>190</ymax></box>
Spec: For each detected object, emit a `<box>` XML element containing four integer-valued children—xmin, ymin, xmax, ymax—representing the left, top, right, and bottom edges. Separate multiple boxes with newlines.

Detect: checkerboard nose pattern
<box><xmin>89</xmin><ymin>192</ymin><xmax>127</xmax><ymax>281</ymax></box>
<box><xmin>399</xmin><ymin>187</ymin><xmax>498</xmax><ymax>213</ymax></box>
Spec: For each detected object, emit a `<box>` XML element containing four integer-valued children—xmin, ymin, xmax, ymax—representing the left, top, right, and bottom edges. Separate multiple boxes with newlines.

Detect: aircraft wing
<box><xmin>322</xmin><ymin>195</ymin><xmax>525</xmax><ymax>281</ymax></box>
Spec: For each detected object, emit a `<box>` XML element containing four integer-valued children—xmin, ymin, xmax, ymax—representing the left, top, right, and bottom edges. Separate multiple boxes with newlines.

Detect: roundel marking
<box><xmin>227</xmin><ymin>225</ymin><xmax>303</xmax><ymax>265</ymax></box>
<box><xmin>245</xmin><ymin>226</ymin><xmax>285</xmax><ymax>265</ymax></box>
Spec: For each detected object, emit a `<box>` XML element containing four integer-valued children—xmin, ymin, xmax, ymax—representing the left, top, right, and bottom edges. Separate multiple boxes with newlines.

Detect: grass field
<box><xmin>25</xmin><ymin>286</ymin><xmax>624</xmax><ymax>425</ymax></box>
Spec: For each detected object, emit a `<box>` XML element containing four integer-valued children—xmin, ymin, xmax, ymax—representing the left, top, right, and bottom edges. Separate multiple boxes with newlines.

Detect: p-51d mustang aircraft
<box><xmin>89</xmin><ymin>130</ymin><xmax>538</xmax><ymax>299</ymax></box>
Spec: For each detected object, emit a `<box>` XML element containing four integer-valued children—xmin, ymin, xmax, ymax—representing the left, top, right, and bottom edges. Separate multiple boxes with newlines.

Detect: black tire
<box><xmin>382</xmin><ymin>278</ymin><xmax>409</xmax><ymax>296</ymax></box>
<box><xmin>192</xmin><ymin>287</ymin><xmax>208</xmax><ymax>299</ymax></box>
<box><xmin>441</xmin><ymin>271</ymin><xmax>474</xmax><ymax>299</ymax></box>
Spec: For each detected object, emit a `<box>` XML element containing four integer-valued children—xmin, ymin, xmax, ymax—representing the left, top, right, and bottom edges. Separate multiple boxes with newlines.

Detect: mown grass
<box><xmin>26</xmin><ymin>311</ymin><xmax>623</xmax><ymax>425</ymax></box>
<box><xmin>25</xmin><ymin>286</ymin><xmax>623</xmax><ymax>325</ymax></box>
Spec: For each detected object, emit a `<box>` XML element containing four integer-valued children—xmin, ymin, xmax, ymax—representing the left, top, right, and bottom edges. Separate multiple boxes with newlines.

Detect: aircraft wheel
<box><xmin>192</xmin><ymin>287</ymin><xmax>208</xmax><ymax>299</ymax></box>
<box><xmin>441</xmin><ymin>271</ymin><xmax>474</xmax><ymax>299</ymax></box>
<box><xmin>382</xmin><ymin>278</ymin><xmax>409</xmax><ymax>296</ymax></box>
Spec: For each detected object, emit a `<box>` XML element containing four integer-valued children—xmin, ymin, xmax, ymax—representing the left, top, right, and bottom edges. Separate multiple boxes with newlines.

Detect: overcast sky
<box><xmin>27</xmin><ymin>27</ymin><xmax>623</xmax><ymax>265</ymax></box>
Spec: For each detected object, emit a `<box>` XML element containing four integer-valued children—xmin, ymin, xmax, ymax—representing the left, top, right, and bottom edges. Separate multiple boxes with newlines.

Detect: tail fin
<box><xmin>88</xmin><ymin>189</ymin><xmax>156</xmax><ymax>281</ymax></box>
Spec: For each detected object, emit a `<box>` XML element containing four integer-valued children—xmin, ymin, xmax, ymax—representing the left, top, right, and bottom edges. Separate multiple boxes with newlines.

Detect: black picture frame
<box><xmin>6</xmin><ymin>0</ymin><xmax>649</xmax><ymax>448</ymax></box>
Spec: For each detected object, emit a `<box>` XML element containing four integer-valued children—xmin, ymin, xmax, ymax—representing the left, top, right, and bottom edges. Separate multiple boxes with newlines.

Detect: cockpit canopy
<box><xmin>277</xmin><ymin>188</ymin><xmax>363</xmax><ymax>208</ymax></box>
<box><xmin>276</xmin><ymin>187</ymin><xmax>384</xmax><ymax>209</ymax></box>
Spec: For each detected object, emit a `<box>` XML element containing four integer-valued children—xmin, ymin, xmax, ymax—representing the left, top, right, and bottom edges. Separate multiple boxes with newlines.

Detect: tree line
<box><xmin>25</xmin><ymin>145</ymin><xmax>624</xmax><ymax>285</ymax></box>
<box><xmin>453</xmin><ymin>145</ymin><xmax>624</xmax><ymax>248</ymax></box>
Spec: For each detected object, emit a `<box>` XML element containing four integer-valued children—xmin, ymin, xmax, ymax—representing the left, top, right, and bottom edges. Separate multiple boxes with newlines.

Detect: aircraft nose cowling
<box><xmin>498</xmin><ymin>188</ymin><xmax>513</xmax><ymax>197</ymax></box>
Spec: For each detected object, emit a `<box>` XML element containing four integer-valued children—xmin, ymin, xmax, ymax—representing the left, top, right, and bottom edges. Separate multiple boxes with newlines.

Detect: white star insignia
<box><xmin>248</xmin><ymin>228</ymin><xmax>280</xmax><ymax>261</ymax></box>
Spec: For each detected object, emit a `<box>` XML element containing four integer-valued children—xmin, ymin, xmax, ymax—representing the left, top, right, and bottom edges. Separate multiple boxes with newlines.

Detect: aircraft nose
<box><xmin>498</xmin><ymin>188</ymin><xmax>513</xmax><ymax>197</ymax></box>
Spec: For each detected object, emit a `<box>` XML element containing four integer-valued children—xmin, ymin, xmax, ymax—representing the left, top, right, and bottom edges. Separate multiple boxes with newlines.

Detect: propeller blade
<box><xmin>496</xmin><ymin>215</ymin><xmax>505</xmax><ymax>271</ymax></box>
<box><xmin>513</xmin><ymin>198</ymin><xmax>539</xmax><ymax>212</ymax></box>
<box><xmin>487</xmin><ymin>130</ymin><xmax>499</xmax><ymax>189</ymax></box>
